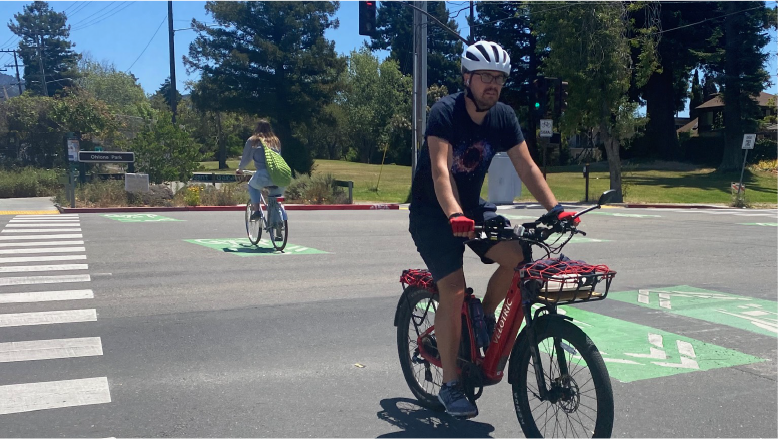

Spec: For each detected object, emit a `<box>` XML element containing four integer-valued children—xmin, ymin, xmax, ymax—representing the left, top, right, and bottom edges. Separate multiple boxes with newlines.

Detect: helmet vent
<box><xmin>465</xmin><ymin>52</ymin><xmax>480</xmax><ymax>62</ymax></box>
<box><xmin>491</xmin><ymin>45</ymin><xmax>501</xmax><ymax>62</ymax></box>
<box><xmin>475</xmin><ymin>44</ymin><xmax>491</xmax><ymax>61</ymax></box>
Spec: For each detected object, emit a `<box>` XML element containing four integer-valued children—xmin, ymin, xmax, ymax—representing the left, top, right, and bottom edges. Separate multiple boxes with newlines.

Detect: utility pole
<box><xmin>12</xmin><ymin>50</ymin><xmax>22</xmax><ymax>95</ymax></box>
<box><xmin>469</xmin><ymin>1</ymin><xmax>474</xmax><ymax>44</ymax></box>
<box><xmin>167</xmin><ymin>1</ymin><xmax>178</xmax><ymax>123</ymax></box>
<box><xmin>37</xmin><ymin>35</ymin><xmax>48</xmax><ymax>97</ymax></box>
<box><xmin>1</xmin><ymin>49</ymin><xmax>24</xmax><ymax>95</ymax></box>
<box><xmin>411</xmin><ymin>1</ymin><xmax>427</xmax><ymax>177</ymax></box>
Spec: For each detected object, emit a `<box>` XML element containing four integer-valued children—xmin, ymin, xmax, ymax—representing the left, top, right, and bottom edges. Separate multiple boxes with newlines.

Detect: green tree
<box><xmin>75</xmin><ymin>54</ymin><xmax>150</xmax><ymax>117</ymax></box>
<box><xmin>8</xmin><ymin>1</ymin><xmax>80</xmax><ymax>96</ymax></box>
<box><xmin>696</xmin><ymin>2</ymin><xmax>775</xmax><ymax>171</ymax></box>
<box><xmin>689</xmin><ymin>69</ymin><xmax>704</xmax><ymax>121</ymax></box>
<box><xmin>150</xmin><ymin>77</ymin><xmax>183</xmax><ymax>113</ymax></box>
<box><xmin>628</xmin><ymin>2</ymin><xmax>721</xmax><ymax>161</ymax></box>
<box><xmin>50</xmin><ymin>88</ymin><xmax>119</xmax><ymax>142</ymax></box>
<box><xmin>340</xmin><ymin>49</ymin><xmax>411</xmax><ymax>164</ymax></box>
<box><xmin>0</xmin><ymin>92</ymin><xmax>59</xmax><ymax>167</ymax></box>
<box><xmin>130</xmin><ymin>112</ymin><xmax>203</xmax><ymax>184</ymax></box>
<box><xmin>185</xmin><ymin>1</ymin><xmax>346</xmax><ymax>175</ymax></box>
<box><xmin>533</xmin><ymin>2</ymin><xmax>653</xmax><ymax>202</ymax></box>
<box><xmin>702</xmin><ymin>72</ymin><xmax>718</xmax><ymax>101</ymax></box>
<box><xmin>368</xmin><ymin>1</ymin><xmax>462</xmax><ymax>92</ymax></box>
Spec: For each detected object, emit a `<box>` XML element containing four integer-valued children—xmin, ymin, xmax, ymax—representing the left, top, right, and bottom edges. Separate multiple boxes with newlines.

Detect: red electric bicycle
<box><xmin>395</xmin><ymin>190</ymin><xmax>617</xmax><ymax>438</ymax></box>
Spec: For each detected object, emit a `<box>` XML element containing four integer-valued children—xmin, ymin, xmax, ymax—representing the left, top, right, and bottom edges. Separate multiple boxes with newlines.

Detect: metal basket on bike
<box><xmin>520</xmin><ymin>256</ymin><xmax>616</xmax><ymax>305</ymax></box>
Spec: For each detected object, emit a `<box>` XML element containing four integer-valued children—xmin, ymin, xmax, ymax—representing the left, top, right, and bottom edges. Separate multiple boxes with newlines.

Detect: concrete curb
<box><xmin>56</xmin><ymin>203</ymin><xmax>401</xmax><ymax>214</ymax></box>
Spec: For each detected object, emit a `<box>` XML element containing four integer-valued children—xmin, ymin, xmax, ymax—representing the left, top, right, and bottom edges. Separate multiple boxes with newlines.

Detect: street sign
<box><xmin>77</xmin><ymin>151</ymin><xmax>135</xmax><ymax>163</ymax></box>
<box><xmin>741</xmin><ymin>134</ymin><xmax>756</xmax><ymax>149</ymax></box>
<box><xmin>67</xmin><ymin>139</ymin><xmax>80</xmax><ymax>162</ymax></box>
<box><xmin>539</xmin><ymin>119</ymin><xmax>553</xmax><ymax>137</ymax></box>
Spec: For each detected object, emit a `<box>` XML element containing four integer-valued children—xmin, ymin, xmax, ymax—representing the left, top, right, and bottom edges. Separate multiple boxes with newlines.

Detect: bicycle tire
<box><xmin>396</xmin><ymin>286</ymin><xmax>445</xmax><ymax>411</ymax></box>
<box><xmin>245</xmin><ymin>202</ymin><xmax>262</xmax><ymax>245</ymax></box>
<box><xmin>510</xmin><ymin>316</ymin><xmax>614</xmax><ymax>438</ymax></box>
<box><xmin>268</xmin><ymin>201</ymin><xmax>288</xmax><ymax>251</ymax></box>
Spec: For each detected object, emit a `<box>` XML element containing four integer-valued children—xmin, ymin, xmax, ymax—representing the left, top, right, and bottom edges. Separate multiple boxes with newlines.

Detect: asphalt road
<box><xmin>0</xmin><ymin>206</ymin><xmax>776</xmax><ymax>437</ymax></box>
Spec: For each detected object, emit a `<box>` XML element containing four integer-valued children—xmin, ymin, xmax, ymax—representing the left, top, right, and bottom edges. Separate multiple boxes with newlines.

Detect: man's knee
<box><xmin>436</xmin><ymin>269</ymin><xmax>466</xmax><ymax>299</ymax></box>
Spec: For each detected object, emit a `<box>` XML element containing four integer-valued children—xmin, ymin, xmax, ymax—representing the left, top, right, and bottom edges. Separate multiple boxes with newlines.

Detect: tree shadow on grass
<box><xmin>376</xmin><ymin>398</ymin><xmax>495</xmax><ymax>438</ymax></box>
<box><xmin>626</xmin><ymin>169</ymin><xmax>776</xmax><ymax>196</ymax></box>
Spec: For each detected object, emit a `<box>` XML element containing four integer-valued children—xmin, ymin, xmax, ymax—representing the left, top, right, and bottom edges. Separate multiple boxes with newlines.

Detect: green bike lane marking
<box><xmin>488</xmin><ymin>301</ymin><xmax>765</xmax><ymax>382</ymax></box>
<box><xmin>103</xmin><ymin>214</ymin><xmax>183</xmax><ymax>222</ymax></box>
<box><xmin>184</xmin><ymin>238</ymin><xmax>327</xmax><ymax>256</ymax></box>
<box><xmin>739</xmin><ymin>223</ymin><xmax>778</xmax><ymax>227</ymax></box>
<box><xmin>609</xmin><ymin>285</ymin><xmax>778</xmax><ymax>338</ymax></box>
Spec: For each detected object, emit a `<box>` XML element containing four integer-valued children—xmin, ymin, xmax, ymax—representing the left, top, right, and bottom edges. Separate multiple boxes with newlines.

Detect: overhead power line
<box><xmin>125</xmin><ymin>15</ymin><xmax>168</xmax><ymax>73</ymax></box>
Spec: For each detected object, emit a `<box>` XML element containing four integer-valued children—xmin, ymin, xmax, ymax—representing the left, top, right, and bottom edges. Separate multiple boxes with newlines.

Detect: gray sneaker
<box><xmin>438</xmin><ymin>381</ymin><xmax>478</xmax><ymax>418</ymax></box>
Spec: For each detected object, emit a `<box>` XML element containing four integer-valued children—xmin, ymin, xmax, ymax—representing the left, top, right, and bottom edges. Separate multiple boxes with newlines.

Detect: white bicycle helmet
<box><xmin>461</xmin><ymin>40</ymin><xmax>511</xmax><ymax>74</ymax></box>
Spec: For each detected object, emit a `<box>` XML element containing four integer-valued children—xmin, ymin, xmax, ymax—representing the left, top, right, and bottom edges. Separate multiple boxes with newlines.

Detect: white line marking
<box><xmin>0</xmin><ymin>377</ymin><xmax>110</xmax><ymax>415</ymax></box>
<box><xmin>638</xmin><ymin>289</ymin><xmax>649</xmax><ymax>304</ymax></box>
<box><xmin>0</xmin><ymin>274</ymin><xmax>91</xmax><ymax>287</ymax></box>
<box><xmin>677</xmin><ymin>340</ymin><xmax>696</xmax><ymax>358</ymax></box>
<box><xmin>648</xmin><ymin>333</ymin><xmax>663</xmax><ymax>348</ymax></box>
<box><xmin>1</xmin><ymin>229</ymin><xmax>82</xmax><ymax>233</ymax></box>
<box><xmin>0</xmin><ymin>337</ymin><xmax>102</xmax><ymax>363</ymax></box>
<box><xmin>0</xmin><ymin>247</ymin><xmax>86</xmax><ymax>255</ymax></box>
<box><xmin>0</xmin><ymin>264</ymin><xmax>88</xmax><ymax>274</ymax></box>
<box><xmin>625</xmin><ymin>333</ymin><xmax>667</xmax><ymax>359</ymax></box>
<box><xmin>6</xmin><ymin>223</ymin><xmax>81</xmax><ymax>228</ymax></box>
<box><xmin>0</xmin><ymin>289</ymin><xmax>93</xmax><ymax>303</ymax></box>
<box><xmin>0</xmin><ymin>234</ymin><xmax>83</xmax><ymax>241</ymax></box>
<box><xmin>9</xmin><ymin>218</ymin><xmax>82</xmax><ymax>222</ymax></box>
<box><xmin>603</xmin><ymin>358</ymin><xmax>642</xmax><ymax>365</ymax></box>
<box><xmin>0</xmin><ymin>255</ymin><xmax>87</xmax><ymax>264</ymax></box>
<box><xmin>17</xmin><ymin>214</ymin><xmax>79</xmax><ymax>218</ymax></box>
<box><xmin>0</xmin><ymin>241</ymin><xmax>84</xmax><ymax>248</ymax></box>
<box><xmin>0</xmin><ymin>309</ymin><xmax>96</xmax><ymax>328</ymax></box>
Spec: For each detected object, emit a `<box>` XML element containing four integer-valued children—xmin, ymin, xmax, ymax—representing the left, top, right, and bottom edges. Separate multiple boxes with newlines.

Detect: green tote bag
<box><xmin>263</xmin><ymin>143</ymin><xmax>292</xmax><ymax>187</ymax></box>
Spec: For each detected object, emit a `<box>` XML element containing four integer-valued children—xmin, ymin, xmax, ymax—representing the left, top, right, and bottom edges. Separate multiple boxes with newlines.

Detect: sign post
<box><xmin>736</xmin><ymin>134</ymin><xmax>756</xmax><ymax>203</ymax></box>
<box><xmin>66</xmin><ymin>134</ymin><xmax>79</xmax><ymax>208</ymax></box>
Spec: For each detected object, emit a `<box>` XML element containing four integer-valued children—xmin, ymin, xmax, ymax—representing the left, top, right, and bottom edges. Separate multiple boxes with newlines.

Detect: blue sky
<box><xmin>0</xmin><ymin>0</ymin><xmax>775</xmax><ymax>115</ymax></box>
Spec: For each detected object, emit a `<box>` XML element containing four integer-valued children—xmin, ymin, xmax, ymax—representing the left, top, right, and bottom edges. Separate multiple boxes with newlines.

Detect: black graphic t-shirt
<box><xmin>410</xmin><ymin>92</ymin><xmax>525</xmax><ymax>218</ymax></box>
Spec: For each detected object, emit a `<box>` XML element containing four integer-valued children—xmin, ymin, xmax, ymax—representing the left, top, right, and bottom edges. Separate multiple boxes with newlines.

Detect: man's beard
<box><xmin>472</xmin><ymin>88</ymin><xmax>499</xmax><ymax>110</ymax></box>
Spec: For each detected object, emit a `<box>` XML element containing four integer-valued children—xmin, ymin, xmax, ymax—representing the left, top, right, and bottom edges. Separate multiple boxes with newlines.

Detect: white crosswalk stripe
<box><xmin>0</xmin><ymin>215</ymin><xmax>112</xmax><ymax>415</ymax></box>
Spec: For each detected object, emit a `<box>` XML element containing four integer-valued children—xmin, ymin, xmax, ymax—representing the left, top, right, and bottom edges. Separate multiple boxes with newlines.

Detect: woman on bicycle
<box><xmin>236</xmin><ymin>119</ymin><xmax>286</xmax><ymax>231</ymax></box>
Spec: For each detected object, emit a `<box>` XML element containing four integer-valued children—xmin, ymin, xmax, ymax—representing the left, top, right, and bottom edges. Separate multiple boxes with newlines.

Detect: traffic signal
<box><xmin>531</xmin><ymin>77</ymin><xmax>548</xmax><ymax>119</ymax></box>
<box><xmin>359</xmin><ymin>1</ymin><xmax>377</xmax><ymax>36</ymax></box>
<box><xmin>555</xmin><ymin>79</ymin><xmax>569</xmax><ymax>117</ymax></box>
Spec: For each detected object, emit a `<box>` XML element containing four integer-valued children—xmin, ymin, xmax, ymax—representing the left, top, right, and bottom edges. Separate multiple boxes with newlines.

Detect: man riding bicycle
<box><xmin>408</xmin><ymin>40</ymin><xmax>577</xmax><ymax>418</ymax></box>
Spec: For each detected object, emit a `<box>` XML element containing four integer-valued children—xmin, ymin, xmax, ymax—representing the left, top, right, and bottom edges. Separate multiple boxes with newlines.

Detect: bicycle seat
<box><xmin>267</xmin><ymin>186</ymin><xmax>279</xmax><ymax>189</ymax></box>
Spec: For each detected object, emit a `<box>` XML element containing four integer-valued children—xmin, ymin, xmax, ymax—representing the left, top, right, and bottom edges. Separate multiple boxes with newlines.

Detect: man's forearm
<box><xmin>521</xmin><ymin>163</ymin><xmax>558</xmax><ymax>211</ymax></box>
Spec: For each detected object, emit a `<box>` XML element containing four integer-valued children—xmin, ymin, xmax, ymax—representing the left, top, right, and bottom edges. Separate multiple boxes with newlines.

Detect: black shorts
<box><xmin>409</xmin><ymin>200</ymin><xmax>507</xmax><ymax>281</ymax></box>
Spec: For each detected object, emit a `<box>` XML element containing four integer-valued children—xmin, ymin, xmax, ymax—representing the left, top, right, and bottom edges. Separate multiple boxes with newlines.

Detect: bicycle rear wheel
<box><xmin>267</xmin><ymin>201</ymin><xmax>288</xmax><ymax>251</ymax></box>
<box><xmin>511</xmin><ymin>316</ymin><xmax>613</xmax><ymax>438</ymax></box>
<box><xmin>245</xmin><ymin>202</ymin><xmax>262</xmax><ymax>245</ymax></box>
<box><xmin>396</xmin><ymin>286</ymin><xmax>445</xmax><ymax>411</ymax></box>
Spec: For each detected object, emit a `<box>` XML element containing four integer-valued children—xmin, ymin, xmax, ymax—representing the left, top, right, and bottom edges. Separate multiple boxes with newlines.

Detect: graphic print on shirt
<box><xmin>452</xmin><ymin>140</ymin><xmax>494</xmax><ymax>174</ymax></box>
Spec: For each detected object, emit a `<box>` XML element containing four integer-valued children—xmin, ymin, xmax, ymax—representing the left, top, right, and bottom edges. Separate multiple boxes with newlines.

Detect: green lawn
<box><xmin>200</xmin><ymin>159</ymin><xmax>777</xmax><ymax>206</ymax></box>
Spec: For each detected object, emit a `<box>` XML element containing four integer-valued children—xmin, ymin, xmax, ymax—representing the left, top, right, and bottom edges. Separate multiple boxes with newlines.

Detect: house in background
<box><xmin>677</xmin><ymin>91</ymin><xmax>777</xmax><ymax>139</ymax></box>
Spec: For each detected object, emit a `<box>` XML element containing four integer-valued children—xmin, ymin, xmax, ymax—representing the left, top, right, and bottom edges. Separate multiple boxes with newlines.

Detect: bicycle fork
<box><xmin>523</xmin><ymin>303</ymin><xmax>572</xmax><ymax>402</ymax></box>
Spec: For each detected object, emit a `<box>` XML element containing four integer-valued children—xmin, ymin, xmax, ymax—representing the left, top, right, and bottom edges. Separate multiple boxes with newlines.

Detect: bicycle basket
<box><xmin>520</xmin><ymin>256</ymin><xmax>616</xmax><ymax>305</ymax></box>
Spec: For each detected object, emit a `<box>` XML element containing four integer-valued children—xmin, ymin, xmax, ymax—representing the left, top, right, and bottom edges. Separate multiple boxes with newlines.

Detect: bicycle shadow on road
<box><xmin>223</xmin><ymin>244</ymin><xmax>281</xmax><ymax>255</ymax></box>
<box><xmin>376</xmin><ymin>398</ymin><xmax>495</xmax><ymax>438</ymax></box>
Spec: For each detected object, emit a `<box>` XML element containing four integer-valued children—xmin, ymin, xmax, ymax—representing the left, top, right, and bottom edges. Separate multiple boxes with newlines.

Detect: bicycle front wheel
<box><xmin>396</xmin><ymin>286</ymin><xmax>445</xmax><ymax>411</ymax></box>
<box><xmin>511</xmin><ymin>316</ymin><xmax>614</xmax><ymax>438</ymax></box>
<box><xmin>245</xmin><ymin>202</ymin><xmax>262</xmax><ymax>245</ymax></box>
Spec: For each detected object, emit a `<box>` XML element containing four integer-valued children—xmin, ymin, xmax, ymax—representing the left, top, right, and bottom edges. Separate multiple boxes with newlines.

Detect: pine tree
<box><xmin>8</xmin><ymin>1</ymin><xmax>80</xmax><ymax>96</ymax></box>
<box><xmin>185</xmin><ymin>1</ymin><xmax>345</xmax><ymax>174</ymax></box>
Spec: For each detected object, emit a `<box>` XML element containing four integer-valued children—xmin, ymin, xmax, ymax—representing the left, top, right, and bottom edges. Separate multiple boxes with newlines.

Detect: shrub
<box><xmin>284</xmin><ymin>173</ymin><xmax>348</xmax><ymax>204</ymax></box>
<box><xmin>0</xmin><ymin>166</ymin><xmax>60</xmax><ymax>198</ymax></box>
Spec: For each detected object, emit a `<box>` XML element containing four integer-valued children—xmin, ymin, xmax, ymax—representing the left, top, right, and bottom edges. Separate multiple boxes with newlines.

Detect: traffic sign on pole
<box><xmin>741</xmin><ymin>134</ymin><xmax>756</xmax><ymax>149</ymax></box>
<box><xmin>539</xmin><ymin>119</ymin><xmax>553</xmax><ymax>137</ymax></box>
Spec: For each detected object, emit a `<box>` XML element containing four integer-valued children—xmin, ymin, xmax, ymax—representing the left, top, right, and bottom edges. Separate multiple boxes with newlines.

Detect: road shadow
<box><xmin>222</xmin><ymin>244</ymin><xmax>280</xmax><ymax>255</ymax></box>
<box><xmin>376</xmin><ymin>398</ymin><xmax>495</xmax><ymax>438</ymax></box>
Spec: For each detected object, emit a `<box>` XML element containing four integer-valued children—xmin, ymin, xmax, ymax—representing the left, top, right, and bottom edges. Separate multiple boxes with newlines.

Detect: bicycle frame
<box><xmin>412</xmin><ymin>265</ymin><xmax>572</xmax><ymax>400</ymax></box>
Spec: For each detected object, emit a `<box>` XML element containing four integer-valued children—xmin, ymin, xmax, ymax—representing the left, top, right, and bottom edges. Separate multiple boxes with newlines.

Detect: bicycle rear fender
<box><xmin>506</xmin><ymin>313</ymin><xmax>571</xmax><ymax>386</ymax></box>
<box><xmin>393</xmin><ymin>286</ymin><xmax>415</xmax><ymax>327</ymax></box>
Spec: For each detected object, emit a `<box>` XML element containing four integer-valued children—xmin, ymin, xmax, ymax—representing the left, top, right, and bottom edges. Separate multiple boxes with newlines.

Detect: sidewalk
<box><xmin>0</xmin><ymin>197</ymin><xmax>60</xmax><ymax>215</ymax></box>
<box><xmin>0</xmin><ymin>197</ymin><xmax>757</xmax><ymax>215</ymax></box>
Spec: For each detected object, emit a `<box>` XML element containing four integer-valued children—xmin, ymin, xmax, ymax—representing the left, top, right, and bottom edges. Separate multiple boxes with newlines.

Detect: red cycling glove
<box><xmin>449</xmin><ymin>214</ymin><xmax>475</xmax><ymax>234</ymax></box>
<box><xmin>558</xmin><ymin>211</ymin><xmax>581</xmax><ymax>225</ymax></box>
